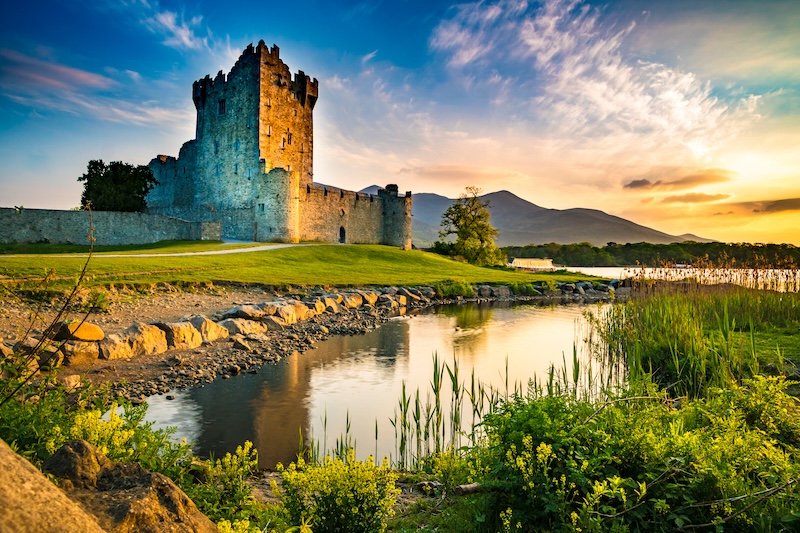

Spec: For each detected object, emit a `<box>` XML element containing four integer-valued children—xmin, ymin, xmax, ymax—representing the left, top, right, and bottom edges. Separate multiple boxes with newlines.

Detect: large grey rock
<box><xmin>262</xmin><ymin>316</ymin><xmax>286</xmax><ymax>331</ymax></box>
<box><xmin>0</xmin><ymin>437</ymin><xmax>106</xmax><ymax>533</ymax></box>
<box><xmin>340</xmin><ymin>292</ymin><xmax>364</xmax><ymax>309</ymax></box>
<box><xmin>398</xmin><ymin>287</ymin><xmax>421</xmax><ymax>301</ymax></box>
<box><xmin>217</xmin><ymin>318</ymin><xmax>267</xmax><ymax>336</ymax></box>
<box><xmin>221</xmin><ymin>304</ymin><xmax>266</xmax><ymax>321</ymax></box>
<box><xmin>491</xmin><ymin>286</ymin><xmax>513</xmax><ymax>298</ymax></box>
<box><xmin>188</xmin><ymin>316</ymin><xmax>230</xmax><ymax>342</ymax></box>
<box><xmin>43</xmin><ymin>440</ymin><xmax>218</xmax><ymax>533</ymax></box>
<box><xmin>53</xmin><ymin>320</ymin><xmax>105</xmax><ymax>342</ymax></box>
<box><xmin>124</xmin><ymin>323</ymin><xmax>168</xmax><ymax>357</ymax></box>
<box><xmin>303</xmin><ymin>298</ymin><xmax>327</xmax><ymax>315</ymax></box>
<box><xmin>59</xmin><ymin>340</ymin><xmax>100</xmax><ymax>366</ymax></box>
<box><xmin>154</xmin><ymin>322</ymin><xmax>203</xmax><ymax>350</ymax></box>
<box><xmin>357</xmin><ymin>290</ymin><xmax>379</xmax><ymax>306</ymax></box>
<box><xmin>274</xmin><ymin>301</ymin><xmax>309</xmax><ymax>324</ymax></box>
<box><xmin>1</xmin><ymin>342</ymin><xmax>15</xmax><ymax>357</ymax></box>
<box><xmin>99</xmin><ymin>334</ymin><xmax>134</xmax><ymax>360</ymax></box>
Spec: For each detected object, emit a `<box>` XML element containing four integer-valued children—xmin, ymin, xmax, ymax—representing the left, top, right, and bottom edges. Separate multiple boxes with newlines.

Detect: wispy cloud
<box><xmin>0</xmin><ymin>48</ymin><xmax>191</xmax><ymax>127</ymax></box>
<box><xmin>624</xmin><ymin>168</ymin><xmax>735</xmax><ymax>191</ymax></box>
<box><xmin>144</xmin><ymin>10</ymin><xmax>208</xmax><ymax>50</ymax></box>
<box><xmin>659</xmin><ymin>193</ymin><xmax>732</xmax><ymax>204</ymax></box>
<box><xmin>736</xmin><ymin>198</ymin><xmax>800</xmax><ymax>214</ymax></box>
<box><xmin>0</xmin><ymin>49</ymin><xmax>117</xmax><ymax>91</ymax></box>
<box><xmin>429</xmin><ymin>0</ymin><xmax>759</xmax><ymax>162</ymax></box>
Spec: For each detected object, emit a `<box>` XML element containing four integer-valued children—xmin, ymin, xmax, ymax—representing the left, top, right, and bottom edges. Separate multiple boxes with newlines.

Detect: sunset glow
<box><xmin>1</xmin><ymin>0</ymin><xmax>798</xmax><ymax>244</ymax></box>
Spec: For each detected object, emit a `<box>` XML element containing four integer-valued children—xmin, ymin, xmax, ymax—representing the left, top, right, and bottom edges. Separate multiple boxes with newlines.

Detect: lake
<box><xmin>145</xmin><ymin>301</ymin><xmax>601</xmax><ymax>468</ymax></box>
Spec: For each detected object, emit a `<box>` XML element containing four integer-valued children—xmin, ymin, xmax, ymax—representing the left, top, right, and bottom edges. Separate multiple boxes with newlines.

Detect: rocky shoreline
<box><xmin>4</xmin><ymin>281</ymin><xmax>624</xmax><ymax>402</ymax></box>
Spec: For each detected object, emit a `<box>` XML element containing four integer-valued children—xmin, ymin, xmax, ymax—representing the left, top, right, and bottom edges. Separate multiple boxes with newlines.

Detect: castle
<box><xmin>147</xmin><ymin>40</ymin><xmax>412</xmax><ymax>248</ymax></box>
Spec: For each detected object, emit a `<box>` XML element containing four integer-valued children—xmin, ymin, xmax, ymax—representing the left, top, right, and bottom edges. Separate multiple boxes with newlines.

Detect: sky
<box><xmin>1</xmin><ymin>0</ymin><xmax>799</xmax><ymax>245</ymax></box>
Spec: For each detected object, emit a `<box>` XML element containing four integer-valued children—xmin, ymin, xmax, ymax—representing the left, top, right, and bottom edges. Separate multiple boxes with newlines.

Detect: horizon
<box><xmin>1</xmin><ymin>1</ymin><xmax>799</xmax><ymax>245</ymax></box>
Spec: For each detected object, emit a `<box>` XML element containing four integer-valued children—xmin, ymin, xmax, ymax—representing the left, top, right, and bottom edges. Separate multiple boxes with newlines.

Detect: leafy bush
<box><xmin>433</xmin><ymin>280</ymin><xmax>475</xmax><ymax>298</ymax></box>
<box><xmin>274</xmin><ymin>451</ymin><xmax>400</xmax><ymax>533</ymax></box>
<box><xmin>506</xmin><ymin>282</ymin><xmax>539</xmax><ymax>295</ymax></box>
<box><xmin>477</xmin><ymin>379</ymin><xmax>800</xmax><ymax>532</ymax></box>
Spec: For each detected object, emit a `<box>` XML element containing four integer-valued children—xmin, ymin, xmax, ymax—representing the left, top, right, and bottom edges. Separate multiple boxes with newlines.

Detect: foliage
<box><xmin>587</xmin><ymin>283</ymin><xmax>800</xmax><ymax>397</ymax></box>
<box><xmin>503</xmin><ymin>241</ymin><xmax>800</xmax><ymax>267</ymax></box>
<box><xmin>433</xmin><ymin>279</ymin><xmax>476</xmax><ymax>297</ymax></box>
<box><xmin>274</xmin><ymin>451</ymin><xmax>400</xmax><ymax>533</ymax></box>
<box><xmin>78</xmin><ymin>159</ymin><xmax>158</xmax><ymax>212</ymax></box>
<box><xmin>477</xmin><ymin>379</ymin><xmax>800</xmax><ymax>532</ymax></box>
<box><xmin>435</xmin><ymin>187</ymin><xmax>505</xmax><ymax>266</ymax></box>
<box><xmin>184</xmin><ymin>441</ymin><xmax>271</xmax><ymax>526</ymax></box>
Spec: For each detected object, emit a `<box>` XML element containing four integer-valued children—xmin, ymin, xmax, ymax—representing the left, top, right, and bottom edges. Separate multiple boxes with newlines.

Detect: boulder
<box><xmin>42</xmin><ymin>440</ymin><xmax>218</xmax><ymax>533</ymax></box>
<box><xmin>0</xmin><ymin>438</ymin><xmax>106</xmax><ymax>533</ymax></box>
<box><xmin>0</xmin><ymin>342</ymin><xmax>13</xmax><ymax>357</ymax></box>
<box><xmin>53</xmin><ymin>320</ymin><xmax>105</xmax><ymax>342</ymax></box>
<box><xmin>340</xmin><ymin>292</ymin><xmax>364</xmax><ymax>309</ymax></box>
<box><xmin>124</xmin><ymin>323</ymin><xmax>168</xmax><ymax>357</ymax></box>
<box><xmin>417</xmin><ymin>286</ymin><xmax>437</xmax><ymax>299</ymax></box>
<box><xmin>477</xmin><ymin>285</ymin><xmax>492</xmax><ymax>298</ymax></box>
<box><xmin>38</xmin><ymin>346</ymin><xmax>64</xmax><ymax>370</ymax></box>
<box><xmin>188</xmin><ymin>316</ymin><xmax>230</xmax><ymax>342</ymax></box>
<box><xmin>303</xmin><ymin>298</ymin><xmax>327</xmax><ymax>315</ymax></box>
<box><xmin>217</xmin><ymin>318</ymin><xmax>267</xmax><ymax>336</ymax></box>
<box><xmin>99</xmin><ymin>334</ymin><xmax>134</xmax><ymax>360</ymax></box>
<box><xmin>257</xmin><ymin>301</ymin><xmax>280</xmax><ymax>316</ymax></box>
<box><xmin>57</xmin><ymin>374</ymin><xmax>83</xmax><ymax>391</ymax></box>
<box><xmin>491</xmin><ymin>286</ymin><xmax>513</xmax><ymax>298</ymax></box>
<box><xmin>383</xmin><ymin>286</ymin><xmax>399</xmax><ymax>296</ymax></box>
<box><xmin>274</xmin><ymin>302</ymin><xmax>300</xmax><ymax>324</ymax></box>
<box><xmin>322</xmin><ymin>297</ymin><xmax>340</xmax><ymax>314</ymax></box>
<box><xmin>154</xmin><ymin>322</ymin><xmax>203</xmax><ymax>350</ymax></box>
<box><xmin>398</xmin><ymin>287</ymin><xmax>421</xmax><ymax>301</ymax></box>
<box><xmin>262</xmin><ymin>316</ymin><xmax>286</xmax><ymax>331</ymax></box>
<box><xmin>231</xmin><ymin>337</ymin><xmax>253</xmax><ymax>352</ymax></box>
<box><xmin>59</xmin><ymin>341</ymin><xmax>100</xmax><ymax>366</ymax></box>
<box><xmin>221</xmin><ymin>304</ymin><xmax>266</xmax><ymax>321</ymax></box>
<box><xmin>357</xmin><ymin>290</ymin><xmax>379</xmax><ymax>306</ymax></box>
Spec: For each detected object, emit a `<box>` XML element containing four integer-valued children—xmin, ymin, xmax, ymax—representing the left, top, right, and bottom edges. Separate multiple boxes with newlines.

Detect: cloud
<box><xmin>429</xmin><ymin>0</ymin><xmax>759</xmax><ymax>161</ymax></box>
<box><xmin>144</xmin><ymin>10</ymin><xmax>208</xmax><ymax>50</ymax></box>
<box><xmin>737</xmin><ymin>198</ymin><xmax>800</xmax><ymax>214</ymax></box>
<box><xmin>660</xmin><ymin>193</ymin><xmax>732</xmax><ymax>204</ymax></box>
<box><xmin>396</xmin><ymin>164</ymin><xmax>528</xmax><ymax>184</ymax></box>
<box><xmin>0</xmin><ymin>49</ymin><xmax>117</xmax><ymax>91</ymax></box>
<box><xmin>624</xmin><ymin>168</ymin><xmax>735</xmax><ymax>190</ymax></box>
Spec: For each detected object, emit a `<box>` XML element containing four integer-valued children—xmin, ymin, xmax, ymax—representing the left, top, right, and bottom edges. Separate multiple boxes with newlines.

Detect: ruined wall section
<box><xmin>299</xmin><ymin>184</ymin><xmax>384</xmax><ymax>244</ymax></box>
<box><xmin>147</xmin><ymin>141</ymin><xmax>197</xmax><ymax>210</ymax></box>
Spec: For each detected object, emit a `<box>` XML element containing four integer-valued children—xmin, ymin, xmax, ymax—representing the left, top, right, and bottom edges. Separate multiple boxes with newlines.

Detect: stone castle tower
<box><xmin>147</xmin><ymin>40</ymin><xmax>411</xmax><ymax>248</ymax></box>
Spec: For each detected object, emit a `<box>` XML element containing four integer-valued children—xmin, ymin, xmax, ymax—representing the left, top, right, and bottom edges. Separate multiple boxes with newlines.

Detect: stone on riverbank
<box><xmin>0</xmin><ymin>438</ymin><xmax>106</xmax><ymax>533</ymax></box>
<box><xmin>42</xmin><ymin>439</ymin><xmax>218</xmax><ymax>533</ymax></box>
<box><xmin>154</xmin><ymin>322</ymin><xmax>203</xmax><ymax>350</ymax></box>
<box><xmin>188</xmin><ymin>316</ymin><xmax>230</xmax><ymax>343</ymax></box>
<box><xmin>59</xmin><ymin>340</ymin><xmax>100</xmax><ymax>366</ymax></box>
<box><xmin>125</xmin><ymin>323</ymin><xmax>169</xmax><ymax>357</ymax></box>
<box><xmin>53</xmin><ymin>320</ymin><xmax>105</xmax><ymax>342</ymax></box>
<box><xmin>217</xmin><ymin>318</ymin><xmax>268</xmax><ymax>336</ymax></box>
<box><xmin>221</xmin><ymin>304</ymin><xmax>266</xmax><ymax>321</ymax></box>
<box><xmin>99</xmin><ymin>334</ymin><xmax>134</xmax><ymax>360</ymax></box>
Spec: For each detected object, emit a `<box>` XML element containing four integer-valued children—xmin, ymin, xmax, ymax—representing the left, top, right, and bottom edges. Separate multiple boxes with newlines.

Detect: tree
<box><xmin>435</xmin><ymin>186</ymin><xmax>505</xmax><ymax>266</ymax></box>
<box><xmin>78</xmin><ymin>160</ymin><xmax>158</xmax><ymax>212</ymax></box>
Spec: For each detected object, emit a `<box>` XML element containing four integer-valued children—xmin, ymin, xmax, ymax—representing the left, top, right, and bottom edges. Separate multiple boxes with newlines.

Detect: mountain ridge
<box><xmin>360</xmin><ymin>186</ymin><xmax>711</xmax><ymax>247</ymax></box>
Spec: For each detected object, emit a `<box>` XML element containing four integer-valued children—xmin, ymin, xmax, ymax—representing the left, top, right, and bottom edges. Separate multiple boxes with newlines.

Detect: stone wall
<box><xmin>300</xmin><ymin>184</ymin><xmax>384</xmax><ymax>243</ymax></box>
<box><xmin>0</xmin><ymin>208</ymin><xmax>221</xmax><ymax>246</ymax></box>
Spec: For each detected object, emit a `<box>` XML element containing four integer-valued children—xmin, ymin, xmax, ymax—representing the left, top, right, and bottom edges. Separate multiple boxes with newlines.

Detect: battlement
<box><xmin>192</xmin><ymin>40</ymin><xmax>318</xmax><ymax>111</ymax></box>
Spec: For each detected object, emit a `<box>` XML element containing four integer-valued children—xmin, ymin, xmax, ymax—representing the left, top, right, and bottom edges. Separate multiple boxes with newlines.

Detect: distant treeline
<box><xmin>502</xmin><ymin>241</ymin><xmax>800</xmax><ymax>267</ymax></box>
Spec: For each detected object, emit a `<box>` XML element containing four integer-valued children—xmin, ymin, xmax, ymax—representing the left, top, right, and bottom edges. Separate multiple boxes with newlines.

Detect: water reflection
<box><xmin>146</xmin><ymin>302</ymin><xmax>596</xmax><ymax>468</ymax></box>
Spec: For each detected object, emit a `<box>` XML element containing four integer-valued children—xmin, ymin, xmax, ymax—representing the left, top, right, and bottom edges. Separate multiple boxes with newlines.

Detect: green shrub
<box><xmin>274</xmin><ymin>451</ymin><xmax>400</xmax><ymax>533</ymax></box>
<box><xmin>506</xmin><ymin>282</ymin><xmax>539</xmax><ymax>295</ymax></box>
<box><xmin>478</xmin><ymin>379</ymin><xmax>800</xmax><ymax>532</ymax></box>
<box><xmin>433</xmin><ymin>280</ymin><xmax>475</xmax><ymax>298</ymax></box>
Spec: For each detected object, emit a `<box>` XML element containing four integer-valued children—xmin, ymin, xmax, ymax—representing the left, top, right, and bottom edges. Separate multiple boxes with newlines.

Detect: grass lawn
<box><xmin>0</xmin><ymin>243</ymin><xmax>602</xmax><ymax>290</ymax></box>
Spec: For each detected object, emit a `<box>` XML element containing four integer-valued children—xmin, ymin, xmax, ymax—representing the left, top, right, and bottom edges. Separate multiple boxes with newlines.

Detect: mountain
<box><xmin>408</xmin><ymin>189</ymin><xmax>712</xmax><ymax>248</ymax></box>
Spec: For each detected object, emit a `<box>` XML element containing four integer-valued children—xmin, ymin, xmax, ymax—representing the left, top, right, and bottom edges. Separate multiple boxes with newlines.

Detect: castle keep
<box><xmin>147</xmin><ymin>40</ymin><xmax>412</xmax><ymax>247</ymax></box>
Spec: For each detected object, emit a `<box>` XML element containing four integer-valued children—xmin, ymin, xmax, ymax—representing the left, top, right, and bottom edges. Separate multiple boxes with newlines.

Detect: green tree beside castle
<box><xmin>434</xmin><ymin>186</ymin><xmax>505</xmax><ymax>266</ymax></box>
<box><xmin>78</xmin><ymin>160</ymin><xmax>158</xmax><ymax>212</ymax></box>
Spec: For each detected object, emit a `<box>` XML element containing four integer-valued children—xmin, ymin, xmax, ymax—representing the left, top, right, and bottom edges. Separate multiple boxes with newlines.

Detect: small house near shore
<box><xmin>509</xmin><ymin>257</ymin><xmax>556</xmax><ymax>271</ymax></box>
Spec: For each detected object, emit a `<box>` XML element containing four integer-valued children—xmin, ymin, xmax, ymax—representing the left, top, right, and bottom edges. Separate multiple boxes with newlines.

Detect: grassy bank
<box><xmin>1</xmin><ymin>243</ymin><xmax>598</xmax><ymax>290</ymax></box>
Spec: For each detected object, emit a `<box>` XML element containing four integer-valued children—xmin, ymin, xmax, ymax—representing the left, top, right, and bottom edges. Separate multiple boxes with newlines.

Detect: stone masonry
<box><xmin>147</xmin><ymin>40</ymin><xmax>412</xmax><ymax>248</ymax></box>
